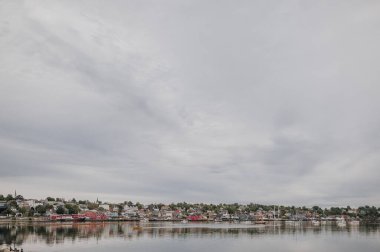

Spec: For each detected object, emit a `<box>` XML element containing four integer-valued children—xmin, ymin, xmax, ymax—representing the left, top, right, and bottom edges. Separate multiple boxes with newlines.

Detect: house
<box><xmin>106</xmin><ymin>211</ymin><xmax>119</xmax><ymax>218</ymax></box>
<box><xmin>162</xmin><ymin>210</ymin><xmax>174</xmax><ymax>220</ymax></box>
<box><xmin>99</xmin><ymin>204</ymin><xmax>110</xmax><ymax>211</ymax></box>
<box><xmin>172</xmin><ymin>209</ymin><xmax>183</xmax><ymax>219</ymax></box>
<box><xmin>24</xmin><ymin>199</ymin><xmax>43</xmax><ymax>209</ymax></box>
<box><xmin>83</xmin><ymin>210</ymin><xmax>108</xmax><ymax>220</ymax></box>
<box><xmin>17</xmin><ymin>201</ymin><xmax>30</xmax><ymax>209</ymax></box>
<box><xmin>0</xmin><ymin>201</ymin><xmax>7</xmax><ymax>213</ymax></box>
<box><xmin>124</xmin><ymin>206</ymin><xmax>139</xmax><ymax>217</ymax></box>
<box><xmin>79</xmin><ymin>204</ymin><xmax>88</xmax><ymax>211</ymax></box>
<box><xmin>206</xmin><ymin>211</ymin><xmax>217</xmax><ymax>221</ymax></box>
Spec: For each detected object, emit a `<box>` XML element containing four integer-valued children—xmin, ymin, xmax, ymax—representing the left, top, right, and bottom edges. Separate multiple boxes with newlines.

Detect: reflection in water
<box><xmin>0</xmin><ymin>222</ymin><xmax>379</xmax><ymax>247</ymax></box>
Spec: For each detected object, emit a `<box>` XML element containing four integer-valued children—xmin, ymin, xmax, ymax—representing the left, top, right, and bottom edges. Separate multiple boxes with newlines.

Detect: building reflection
<box><xmin>0</xmin><ymin>222</ymin><xmax>379</xmax><ymax>246</ymax></box>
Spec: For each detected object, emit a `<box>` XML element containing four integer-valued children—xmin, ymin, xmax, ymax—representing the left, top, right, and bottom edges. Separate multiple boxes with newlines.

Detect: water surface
<box><xmin>1</xmin><ymin>222</ymin><xmax>379</xmax><ymax>251</ymax></box>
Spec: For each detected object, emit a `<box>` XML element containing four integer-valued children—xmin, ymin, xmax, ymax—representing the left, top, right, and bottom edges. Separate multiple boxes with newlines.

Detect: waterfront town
<box><xmin>0</xmin><ymin>193</ymin><xmax>379</xmax><ymax>224</ymax></box>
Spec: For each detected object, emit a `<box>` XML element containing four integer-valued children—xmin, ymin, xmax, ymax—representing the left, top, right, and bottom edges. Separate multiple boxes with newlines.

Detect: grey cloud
<box><xmin>0</xmin><ymin>0</ymin><xmax>380</xmax><ymax>206</ymax></box>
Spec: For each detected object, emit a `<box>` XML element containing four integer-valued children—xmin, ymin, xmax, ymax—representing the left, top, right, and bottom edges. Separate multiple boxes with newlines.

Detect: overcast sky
<box><xmin>1</xmin><ymin>0</ymin><xmax>380</xmax><ymax>207</ymax></box>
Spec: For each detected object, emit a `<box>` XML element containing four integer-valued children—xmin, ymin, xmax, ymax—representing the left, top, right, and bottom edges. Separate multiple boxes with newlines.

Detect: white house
<box><xmin>99</xmin><ymin>204</ymin><xmax>110</xmax><ymax>211</ymax></box>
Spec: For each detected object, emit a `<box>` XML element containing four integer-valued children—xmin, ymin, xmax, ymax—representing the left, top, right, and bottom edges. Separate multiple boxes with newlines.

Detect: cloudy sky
<box><xmin>1</xmin><ymin>0</ymin><xmax>380</xmax><ymax>207</ymax></box>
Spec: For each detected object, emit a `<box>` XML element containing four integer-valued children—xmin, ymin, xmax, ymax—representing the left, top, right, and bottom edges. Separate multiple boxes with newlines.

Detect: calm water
<box><xmin>0</xmin><ymin>222</ymin><xmax>379</xmax><ymax>252</ymax></box>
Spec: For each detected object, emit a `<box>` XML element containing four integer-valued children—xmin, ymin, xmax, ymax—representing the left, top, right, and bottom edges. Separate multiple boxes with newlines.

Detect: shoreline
<box><xmin>0</xmin><ymin>218</ymin><xmax>379</xmax><ymax>225</ymax></box>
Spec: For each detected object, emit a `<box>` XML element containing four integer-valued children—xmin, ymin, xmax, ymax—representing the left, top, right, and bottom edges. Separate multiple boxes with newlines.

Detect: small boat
<box><xmin>181</xmin><ymin>219</ymin><xmax>188</xmax><ymax>224</ymax></box>
<box><xmin>312</xmin><ymin>220</ymin><xmax>320</xmax><ymax>226</ymax></box>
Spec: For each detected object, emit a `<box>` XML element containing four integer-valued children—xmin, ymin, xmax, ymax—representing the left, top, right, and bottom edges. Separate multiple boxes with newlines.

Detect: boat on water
<box><xmin>181</xmin><ymin>219</ymin><xmax>188</xmax><ymax>224</ymax></box>
<box><xmin>139</xmin><ymin>218</ymin><xmax>149</xmax><ymax>223</ymax></box>
<box><xmin>312</xmin><ymin>220</ymin><xmax>320</xmax><ymax>226</ymax></box>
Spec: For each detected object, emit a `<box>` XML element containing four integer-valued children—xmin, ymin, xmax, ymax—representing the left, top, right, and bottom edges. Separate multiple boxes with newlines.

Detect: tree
<box><xmin>19</xmin><ymin>207</ymin><xmax>27</xmax><ymax>216</ymax></box>
<box><xmin>136</xmin><ymin>202</ymin><xmax>143</xmax><ymax>210</ymax></box>
<box><xmin>8</xmin><ymin>200</ymin><xmax>18</xmax><ymax>210</ymax></box>
<box><xmin>35</xmin><ymin>205</ymin><xmax>47</xmax><ymax>215</ymax></box>
<box><xmin>56</xmin><ymin>206</ymin><xmax>65</xmax><ymax>214</ymax></box>
<box><xmin>28</xmin><ymin>207</ymin><xmax>35</xmax><ymax>217</ymax></box>
<box><xmin>46</xmin><ymin>204</ymin><xmax>54</xmax><ymax>210</ymax></box>
<box><xmin>15</xmin><ymin>195</ymin><xmax>24</xmax><ymax>200</ymax></box>
<box><xmin>330</xmin><ymin>207</ymin><xmax>342</xmax><ymax>215</ymax></box>
<box><xmin>5</xmin><ymin>194</ymin><xmax>14</xmax><ymax>202</ymax></box>
<box><xmin>4</xmin><ymin>206</ymin><xmax>14</xmax><ymax>216</ymax></box>
<box><xmin>65</xmin><ymin>204</ymin><xmax>79</xmax><ymax>214</ymax></box>
<box><xmin>46</xmin><ymin>197</ymin><xmax>55</xmax><ymax>201</ymax></box>
<box><xmin>88</xmin><ymin>203</ymin><xmax>99</xmax><ymax>210</ymax></box>
<box><xmin>117</xmin><ymin>204</ymin><xmax>123</xmax><ymax>215</ymax></box>
<box><xmin>0</xmin><ymin>194</ymin><xmax>4</xmax><ymax>201</ymax></box>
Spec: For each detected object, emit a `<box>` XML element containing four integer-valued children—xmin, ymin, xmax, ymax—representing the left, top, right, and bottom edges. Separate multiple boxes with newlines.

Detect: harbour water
<box><xmin>0</xmin><ymin>222</ymin><xmax>379</xmax><ymax>252</ymax></box>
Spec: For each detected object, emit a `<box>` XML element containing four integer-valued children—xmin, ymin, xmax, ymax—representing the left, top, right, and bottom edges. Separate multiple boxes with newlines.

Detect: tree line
<box><xmin>1</xmin><ymin>194</ymin><xmax>379</xmax><ymax>220</ymax></box>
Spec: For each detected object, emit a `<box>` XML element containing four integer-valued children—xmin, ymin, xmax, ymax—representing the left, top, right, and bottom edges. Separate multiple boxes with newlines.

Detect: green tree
<box><xmin>136</xmin><ymin>202</ymin><xmax>143</xmax><ymax>210</ymax></box>
<box><xmin>5</xmin><ymin>194</ymin><xmax>14</xmax><ymax>201</ymax></box>
<box><xmin>330</xmin><ymin>207</ymin><xmax>342</xmax><ymax>215</ymax></box>
<box><xmin>46</xmin><ymin>204</ymin><xmax>54</xmax><ymax>210</ymax></box>
<box><xmin>0</xmin><ymin>194</ymin><xmax>4</xmax><ymax>201</ymax></box>
<box><xmin>8</xmin><ymin>200</ymin><xmax>19</xmax><ymax>210</ymax></box>
<box><xmin>56</xmin><ymin>206</ymin><xmax>65</xmax><ymax>214</ymax></box>
<box><xmin>46</xmin><ymin>197</ymin><xmax>55</xmax><ymax>201</ymax></box>
<box><xmin>35</xmin><ymin>205</ymin><xmax>47</xmax><ymax>215</ymax></box>
<box><xmin>87</xmin><ymin>203</ymin><xmax>98</xmax><ymax>210</ymax></box>
<box><xmin>117</xmin><ymin>204</ymin><xmax>123</xmax><ymax>215</ymax></box>
<box><xmin>15</xmin><ymin>195</ymin><xmax>24</xmax><ymax>200</ymax></box>
<box><xmin>4</xmin><ymin>206</ymin><xmax>14</xmax><ymax>216</ymax></box>
<box><xmin>19</xmin><ymin>207</ymin><xmax>27</xmax><ymax>216</ymax></box>
<box><xmin>28</xmin><ymin>207</ymin><xmax>35</xmax><ymax>217</ymax></box>
<box><xmin>65</xmin><ymin>204</ymin><xmax>79</xmax><ymax>214</ymax></box>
